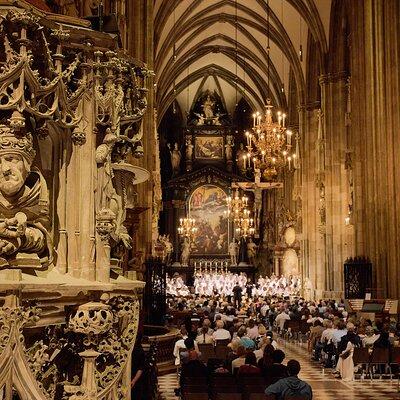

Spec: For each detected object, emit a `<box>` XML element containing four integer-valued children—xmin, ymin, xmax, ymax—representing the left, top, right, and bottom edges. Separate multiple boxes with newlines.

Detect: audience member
<box><xmin>265</xmin><ymin>359</ymin><xmax>313</xmax><ymax>400</ymax></box>
<box><xmin>238</xmin><ymin>352</ymin><xmax>261</xmax><ymax>375</ymax></box>
<box><xmin>212</xmin><ymin>320</ymin><xmax>231</xmax><ymax>341</ymax></box>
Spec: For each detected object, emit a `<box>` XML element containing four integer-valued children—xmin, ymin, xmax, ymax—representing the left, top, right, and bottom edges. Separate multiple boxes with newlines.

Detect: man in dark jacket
<box><xmin>265</xmin><ymin>359</ymin><xmax>313</xmax><ymax>400</ymax></box>
<box><xmin>233</xmin><ymin>282</ymin><xmax>243</xmax><ymax>308</ymax></box>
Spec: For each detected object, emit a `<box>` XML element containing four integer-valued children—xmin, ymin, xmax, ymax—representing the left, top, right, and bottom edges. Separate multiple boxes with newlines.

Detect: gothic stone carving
<box><xmin>0</xmin><ymin>126</ymin><xmax>52</xmax><ymax>269</ymax></box>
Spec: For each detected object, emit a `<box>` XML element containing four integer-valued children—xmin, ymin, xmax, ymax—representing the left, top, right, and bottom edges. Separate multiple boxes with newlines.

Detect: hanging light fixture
<box><xmin>243</xmin><ymin>0</ymin><xmax>298</xmax><ymax>182</ymax></box>
<box><xmin>178</xmin><ymin>217</ymin><xmax>198</xmax><ymax>239</ymax></box>
<box><xmin>226</xmin><ymin>188</ymin><xmax>255</xmax><ymax>238</ymax></box>
<box><xmin>235</xmin><ymin>208</ymin><xmax>255</xmax><ymax>238</ymax></box>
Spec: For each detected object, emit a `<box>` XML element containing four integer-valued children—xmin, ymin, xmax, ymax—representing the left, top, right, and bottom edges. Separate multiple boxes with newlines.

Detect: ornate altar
<box><xmin>0</xmin><ymin>3</ymin><xmax>151</xmax><ymax>399</ymax></box>
<box><xmin>161</xmin><ymin>90</ymin><xmax>255</xmax><ymax>278</ymax></box>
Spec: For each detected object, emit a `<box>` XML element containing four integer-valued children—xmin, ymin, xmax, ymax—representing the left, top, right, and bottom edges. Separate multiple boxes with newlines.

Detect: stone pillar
<box><xmin>348</xmin><ymin>0</ymin><xmax>400</xmax><ymax>298</ymax></box>
<box><xmin>129</xmin><ymin>0</ymin><xmax>156</xmax><ymax>260</ymax></box>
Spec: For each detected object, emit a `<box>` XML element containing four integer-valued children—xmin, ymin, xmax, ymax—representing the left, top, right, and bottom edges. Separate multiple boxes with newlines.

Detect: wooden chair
<box><xmin>370</xmin><ymin>348</ymin><xmax>391</xmax><ymax>379</ymax></box>
<box><xmin>249</xmin><ymin>394</ymin><xmax>271</xmax><ymax>400</ymax></box>
<box><xmin>215</xmin><ymin>393</ymin><xmax>242</xmax><ymax>400</ymax></box>
<box><xmin>216</xmin><ymin>339</ymin><xmax>231</xmax><ymax>346</ymax></box>
<box><xmin>199</xmin><ymin>343</ymin><xmax>216</xmax><ymax>363</ymax></box>
<box><xmin>215</xmin><ymin>345</ymin><xmax>230</xmax><ymax>360</ymax></box>
<box><xmin>284</xmin><ymin>396</ymin><xmax>310</xmax><ymax>400</ymax></box>
<box><xmin>182</xmin><ymin>376</ymin><xmax>208</xmax><ymax>385</ymax></box>
<box><xmin>210</xmin><ymin>374</ymin><xmax>236</xmax><ymax>385</ymax></box>
<box><xmin>182</xmin><ymin>385</ymin><xmax>209</xmax><ymax>393</ymax></box>
<box><xmin>353</xmin><ymin>347</ymin><xmax>370</xmax><ymax>376</ymax></box>
<box><xmin>391</xmin><ymin>346</ymin><xmax>400</xmax><ymax>364</ymax></box>
<box><xmin>238</xmin><ymin>375</ymin><xmax>265</xmax><ymax>386</ymax></box>
<box><xmin>183</xmin><ymin>393</ymin><xmax>209</xmax><ymax>400</ymax></box>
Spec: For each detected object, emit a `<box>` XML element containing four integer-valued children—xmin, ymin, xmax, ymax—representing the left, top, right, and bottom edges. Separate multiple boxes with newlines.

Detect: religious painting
<box><xmin>194</xmin><ymin>136</ymin><xmax>224</xmax><ymax>159</ymax></box>
<box><xmin>189</xmin><ymin>185</ymin><xmax>228</xmax><ymax>255</ymax></box>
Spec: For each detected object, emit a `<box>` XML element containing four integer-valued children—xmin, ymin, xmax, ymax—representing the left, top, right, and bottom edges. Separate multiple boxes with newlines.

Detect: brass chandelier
<box><xmin>243</xmin><ymin>99</ymin><xmax>297</xmax><ymax>181</ymax></box>
<box><xmin>226</xmin><ymin>188</ymin><xmax>255</xmax><ymax>238</ymax></box>
<box><xmin>178</xmin><ymin>217</ymin><xmax>198</xmax><ymax>239</ymax></box>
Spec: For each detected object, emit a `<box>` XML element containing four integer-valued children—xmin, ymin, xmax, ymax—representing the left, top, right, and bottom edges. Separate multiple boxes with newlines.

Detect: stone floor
<box><xmin>158</xmin><ymin>339</ymin><xmax>400</xmax><ymax>400</ymax></box>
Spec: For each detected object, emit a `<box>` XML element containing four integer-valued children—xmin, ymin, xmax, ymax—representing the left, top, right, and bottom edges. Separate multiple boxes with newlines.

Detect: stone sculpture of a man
<box><xmin>0</xmin><ymin>126</ymin><xmax>52</xmax><ymax>268</ymax></box>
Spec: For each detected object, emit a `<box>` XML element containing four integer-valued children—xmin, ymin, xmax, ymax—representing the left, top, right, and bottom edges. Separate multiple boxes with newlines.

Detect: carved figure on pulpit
<box><xmin>0</xmin><ymin>126</ymin><xmax>52</xmax><ymax>268</ymax></box>
<box><xmin>229</xmin><ymin>239</ymin><xmax>238</xmax><ymax>265</ymax></box>
<box><xmin>247</xmin><ymin>238</ymin><xmax>257</xmax><ymax>264</ymax></box>
<box><xmin>181</xmin><ymin>238</ymin><xmax>190</xmax><ymax>265</ymax></box>
<box><xmin>95</xmin><ymin>130</ymin><xmax>131</xmax><ymax>248</ymax></box>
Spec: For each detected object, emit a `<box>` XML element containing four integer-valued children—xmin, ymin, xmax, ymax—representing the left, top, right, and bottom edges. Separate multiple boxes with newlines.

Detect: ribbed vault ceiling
<box><xmin>154</xmin><ymin>0</ymin><xmax>331</xmax><ymax>120</ymax></box>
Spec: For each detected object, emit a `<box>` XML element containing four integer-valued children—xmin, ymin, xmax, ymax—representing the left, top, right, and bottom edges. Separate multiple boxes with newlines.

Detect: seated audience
<box><xmin>275</xmin><ymin>309</ymin><xmax>290</xmax><ymax>332</ymax></box>
<box><xmin>173</xmin><ymin>325</ymin><xmax>189</xmax><ymax>366</ymax></box>
<box><xmin>265</xmin><ymin>359</ymin><xmax>313</xmax><ymax>400</ymax></box>
<box><xmin>265</xmin><ymin>349</ymin><xmax>288</xmax><ymax>386</ymax></box>
<box><xmin>238</xmin><ymin>351</ymin><xmax>261</xmax><ymax>375</ymax></box>
<box><xmin>180</xmin><ymin>338</ymin><xmax>201</xmax><ymax>365</ymax></box>
<box><xmin>196</xmin><ymin>326</ymin><xmax>213</xmax><ymax>344</ymax></box>
<box><xmin>231</xmin><ymin>345</ymin><xmax>247</xmax><ymax>373</ymax></box>
<box><xmin>212</xmin><ymin>320</ymin><xmax>231</xmax><ymax>341</ymax></box>
<box><xmin>258</xmin><ymin>343</ymin><xmax>275</xmax><ymax>373</ymax></box>
<box><xmin>246</xmin><ymin>319</ymin><xmax>259</xmax><ymax>340</ymax></box>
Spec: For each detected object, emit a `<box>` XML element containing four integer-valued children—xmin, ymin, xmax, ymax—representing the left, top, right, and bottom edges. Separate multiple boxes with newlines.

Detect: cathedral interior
<box><xmin>0</xmin><ymin>0</ymin><xmax>399</xmax><ymax>399</ymax></box>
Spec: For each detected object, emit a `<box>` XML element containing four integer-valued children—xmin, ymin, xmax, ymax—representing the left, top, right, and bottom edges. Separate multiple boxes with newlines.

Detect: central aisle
<box><xmin>158</xmin><ymin>339</ymin><xmax>400</xmax><ymax>400</ymax></box>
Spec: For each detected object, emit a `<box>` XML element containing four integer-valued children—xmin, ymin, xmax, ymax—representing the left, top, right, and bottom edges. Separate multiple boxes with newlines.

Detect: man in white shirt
<box><xmin>212</xmin><ymin>320</ymin><xmax>231</xmax><ymax>341</ymax></box>
<box><xmin>275</xmin><ymin>310</ymin><xmax>290</xmax><ymax>332</ymax></box>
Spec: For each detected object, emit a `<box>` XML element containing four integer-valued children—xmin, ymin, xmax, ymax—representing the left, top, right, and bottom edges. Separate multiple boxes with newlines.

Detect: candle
<box><xmin>252</xmin><ymin>113</ymin><xmax>256</xmax><ymax>127</ymax></box>
<box><xmin>288</xmin><ymin>156</ymin><xmax>292</xmax><ymax>169</ymax></box>
<box><xmin>282</xmin><ymin>113</ymin><xmax>286</xmax><ymax>127</ymax></box>
<box><xmin>287</xmin><ymin>130</ymin><xmax>292</xmax><ymax>145</ymax></box>
<box><xmin>277</xmin><ymin>111</ymin><xmax>282</xmax><ymax>126</ymax></box>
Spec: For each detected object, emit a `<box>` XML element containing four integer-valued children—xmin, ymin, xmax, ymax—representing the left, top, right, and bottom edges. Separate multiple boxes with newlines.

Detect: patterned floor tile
<box><xmin>158</xmin><ymin>339</ymin><xmax>400</xmax><ymax>400</ymax></box>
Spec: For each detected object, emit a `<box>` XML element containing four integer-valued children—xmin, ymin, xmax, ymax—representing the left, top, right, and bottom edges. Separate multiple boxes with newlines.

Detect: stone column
<box><xmin>349</xmin><ymin>0</ymin><xmax>400</xmax><ymax>298</ymax></box>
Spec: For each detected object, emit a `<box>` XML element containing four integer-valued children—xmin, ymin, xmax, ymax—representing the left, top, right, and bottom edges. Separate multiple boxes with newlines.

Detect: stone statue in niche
<box><xmin>181</xmin><ymin>238</ymin><xmax>190</xmax><ymax>266</ymax></box>
<box><xmin>55</xmin><ymin>0</ymin><xmax>79</xmax><ymax>16</ymax></box>
<box><xmin>95</xmin><ymin>129</ymin><xmax>131</xmax><ymax>248</ymax></box>
<box><xmin>202</xmin><ymin>95</ymin><xmax>215</xmax><ymax>119</ymax></box>
<box><xmin>194</xmin><ymin>94</ymin><xmax>222</xmax><ymax>125</ymax></box>
<box><xmin>247</xmin><ymin>238</ymin><xmax>257</xmax><ymax>264</ymax></box>
<box><xmin>0</xmin><ymin>126</ymin><xmax>52</xmax><ymax>269</ymax></box>
<box><xmin>225</xmin><ymin>135</ymin><xmax>233</xmax><ymax>161</ymax></box>
<box><xmin>236</xmin><ymin>143</ymin><xmax>247</xmax><ymax>175</ymax></box>
<box><xmin>185</xmin><ymin>136</ymin><xmax>193</xmax><ymax>161</ymax></box>
<box><xmin>158</xmin><ymin>234</ymin><xmax>173</xmax><ymax>264</ymax></box>
<box><xmin>229</xmin><ymin>239</ymin><xmax>238</xmax><ymax>265</ymax></box>
<box><xmin>167</xmin><ymin>143</ymin><xmax>181</xmax><ymax>176</ymax></box>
